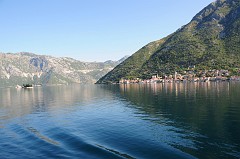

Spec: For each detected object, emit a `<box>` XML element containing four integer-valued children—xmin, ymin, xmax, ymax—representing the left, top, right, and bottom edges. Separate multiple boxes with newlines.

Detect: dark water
<box><xmin>0</xmin><ymin>82</ymin><xmax>240</xmax><ymax>159</ymax></box>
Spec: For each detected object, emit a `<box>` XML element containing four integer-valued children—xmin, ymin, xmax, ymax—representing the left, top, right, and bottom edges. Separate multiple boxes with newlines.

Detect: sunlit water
<box><xmin>0</xmin><ymin>82</ymin><xmax>240</xmax><ymax>159</ymax></box>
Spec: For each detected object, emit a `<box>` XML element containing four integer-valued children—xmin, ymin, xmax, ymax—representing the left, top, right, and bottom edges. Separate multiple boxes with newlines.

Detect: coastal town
<box><xmin>119</xmin><ymin>69</ymin><xmax>240</xmax><ymax>84</ymax></box>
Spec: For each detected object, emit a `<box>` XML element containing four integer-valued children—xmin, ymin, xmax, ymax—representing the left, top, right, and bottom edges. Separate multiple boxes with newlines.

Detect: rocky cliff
<box><xmin>0</xmin><ymin>52</ymin><xmax>127</xmax><ymax>87</ymax></box>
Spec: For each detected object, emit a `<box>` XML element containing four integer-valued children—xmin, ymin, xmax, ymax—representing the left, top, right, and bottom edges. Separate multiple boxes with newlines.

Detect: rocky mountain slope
<box><xmin>0</xmin><ymin>52</ymin><xmax>128</xmax><ymax>87</ymax></box>
<box><xmin>97</xmin><ymin>0</ymin><xmax>240</xmax><ymax>83</ymax></box>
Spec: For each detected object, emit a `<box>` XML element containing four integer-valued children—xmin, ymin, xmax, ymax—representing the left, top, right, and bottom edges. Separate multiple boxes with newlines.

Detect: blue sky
<box><xmin>0</xmin><ymin>0</ymin><xmax>214</xmax><ymax>62</ymax></box>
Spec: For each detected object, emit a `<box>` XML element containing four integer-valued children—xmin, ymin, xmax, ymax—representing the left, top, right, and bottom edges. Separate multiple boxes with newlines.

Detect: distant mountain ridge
<box><xmin>97</xmin><ymin>0</ymin><xmax>240</xmax><ymax>84</ymax></box>
<box><xmin>0</xmin><ymin>52</ymin><xmax>128</xmax><ymax>87</ymax></box>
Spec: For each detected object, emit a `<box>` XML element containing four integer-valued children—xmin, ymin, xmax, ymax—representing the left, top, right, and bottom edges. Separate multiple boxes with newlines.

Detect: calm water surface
<box><xmin>0</xmin><ymin>82</ymin><xmax>240</xmax><ymax>159</ymax></box>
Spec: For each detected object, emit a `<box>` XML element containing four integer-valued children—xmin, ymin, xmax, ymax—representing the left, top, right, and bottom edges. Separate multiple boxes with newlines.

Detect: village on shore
<box><xmin>119</xmin><ymin>69</ymin><xmax>240</xmax><ymax>84</ymax></box>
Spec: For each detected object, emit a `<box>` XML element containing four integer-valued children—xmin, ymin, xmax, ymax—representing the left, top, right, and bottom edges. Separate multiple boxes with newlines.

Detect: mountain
<box><xmin>97</xmin><ymin>0</ymin><xmax>240</xmax><ymax>84</ymax></box>
<box><xmin>0</xmin><ymin>52</ymin><xmax>127</xmax><ymax>87</ymax></box>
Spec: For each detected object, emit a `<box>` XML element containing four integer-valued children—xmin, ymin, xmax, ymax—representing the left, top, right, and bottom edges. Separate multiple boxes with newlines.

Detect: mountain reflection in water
<box><xmin>117</xmin><ymin>82</ymin><xmax>240</xmax><ymax>158</ymax></box>
<box><xmin>0</xmin><ymin>83</ymin><xmax>239</xmax><ymax>159</ymax></box>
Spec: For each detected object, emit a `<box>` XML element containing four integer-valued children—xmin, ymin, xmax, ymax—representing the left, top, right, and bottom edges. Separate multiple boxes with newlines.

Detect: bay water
<box><xmin>0</xmin><ymin>82</ymin><xmax>240</xmax><ymax>159</ymax></box>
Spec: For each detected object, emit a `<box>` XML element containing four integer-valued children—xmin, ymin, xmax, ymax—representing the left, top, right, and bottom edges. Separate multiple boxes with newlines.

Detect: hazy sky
<box><xmin>0</xmin><ymin>0</ymin><xmax>214</xmax><ymax>62</ymax></box>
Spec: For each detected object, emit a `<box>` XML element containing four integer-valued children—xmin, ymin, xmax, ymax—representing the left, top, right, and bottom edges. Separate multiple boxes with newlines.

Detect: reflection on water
<box><xmin>118</xmin><ymin>82</ymin><xmax>240</xmax><ymax>158</ymax></box>
<box><xmin>0</xmin><ymin>85</ymin><xmax>114</xmax><ymax>121</ymax></box>
<box><xmin>0</xmin><ymin>83</ymin><xmax>240</xmax><ymax>159</ymax></box>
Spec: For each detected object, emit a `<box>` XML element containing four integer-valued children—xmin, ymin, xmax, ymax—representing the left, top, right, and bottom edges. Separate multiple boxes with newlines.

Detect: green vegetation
<box><xmin>97</xmin><ymin>0</ymin><xmax>240</xmax><ymax>83</ymax></box>
<box><xmin>96</xmin><ymin>38</ymin><xmax>168</xmax><ymax>83</ymax></box>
